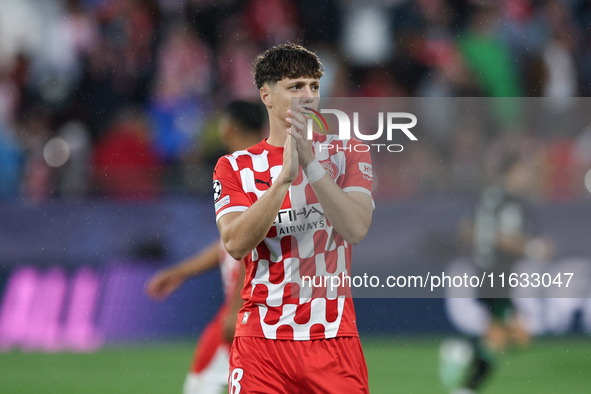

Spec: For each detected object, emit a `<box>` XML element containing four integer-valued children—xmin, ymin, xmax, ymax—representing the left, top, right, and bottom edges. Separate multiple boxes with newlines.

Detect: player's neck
<box><xmin>231</xmin><ymin>136</ymin><xmax>261</xmax><ymax>152</ymax></box>
<box><xmin>266</xmin><ymin>123</ymin><xmax>287</xmax><ymax>147</ymax></box>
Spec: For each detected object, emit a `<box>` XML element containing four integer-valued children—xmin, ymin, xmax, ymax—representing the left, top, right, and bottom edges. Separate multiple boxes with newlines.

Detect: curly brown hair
<box><xmin>252</xmin><ymin>43</ymin><xmax>324</xmax><ymax>89</ymax></box>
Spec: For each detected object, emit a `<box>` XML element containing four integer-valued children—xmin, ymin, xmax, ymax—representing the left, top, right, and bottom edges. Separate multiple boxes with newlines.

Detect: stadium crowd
<box><xmin>0</xmin><ymin>0</ymin><xmax>590</xmax><ymax>202</ymax></box>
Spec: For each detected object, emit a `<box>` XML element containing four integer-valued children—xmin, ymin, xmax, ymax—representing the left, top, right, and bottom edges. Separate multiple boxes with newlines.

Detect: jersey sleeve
<box><xmin>341</xmin><ymin>139</ymin><xmax>374</xmax><ymax>206</ymax></box>
<box><xmin>213</xmin><ymin>156</ymin><xmax>252</xmax><ymax>222</ymax></box>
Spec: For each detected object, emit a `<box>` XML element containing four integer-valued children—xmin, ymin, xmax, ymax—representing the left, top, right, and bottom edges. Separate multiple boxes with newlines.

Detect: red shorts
<box><xmin>228</xmin><ymin>336</ymin><xmax>369</xmax><ymax>394</ymax></box>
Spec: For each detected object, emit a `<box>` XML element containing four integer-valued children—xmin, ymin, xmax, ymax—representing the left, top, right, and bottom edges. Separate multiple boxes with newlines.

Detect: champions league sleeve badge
<box><xmin>213</xmin><ymin>180</ymin><xmax>222</xmax><ymax>202</ymax></box>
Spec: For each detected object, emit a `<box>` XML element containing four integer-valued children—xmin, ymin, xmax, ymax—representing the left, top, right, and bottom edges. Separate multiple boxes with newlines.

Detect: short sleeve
<box><xmin>341</xmin><ymin>139</ymin><xmax>374</xmax><ymax>203</ymax></box>
<box><xmin>213</xmin><ymin>156</ymin><xmax>252</xmax><ymax>221</ymax></box>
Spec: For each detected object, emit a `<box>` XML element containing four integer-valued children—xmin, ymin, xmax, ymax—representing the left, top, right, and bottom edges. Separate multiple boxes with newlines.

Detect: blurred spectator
<box><xmin>296</xmin><ymin>0</ymin><xmax>341</xmax><ymax>45</ymax></box>
<box><xmin>0</xmin><ymin>0</ymin><xmax>587</xmax><ymax>202</ymax></box>
<box><xmin>358</xmin><ymin>67</ymin><xmax>406</xmax><ymax>97</ymax></box>
<box><xmin>0</xmin><ymin>1</ymin><xmax>44</xmax><ymax>69</ymax></box>
<box><xmin>152</xmin><ymin>23</ymin><xmax>212</xmax><ymax>102</ymax></box>
<box><xmin>148</xmin><ymin>23</ymin><xmax>212</xmax><ymax>170</ymax></box>
<box><xmin>216</xmin><ymin>16</ymin><xmax>262</xmax><ymax>100</ymax></box>
<box><xmin>0</xmin><ymin>68</ymin><xmax>20</xmax><ymax>126</ymax></box>
<box><xmin>16</xmin><ymin>107</ymin><xmax>53</xmax><ymax>202</ymax></box>
<box><xmin>29</xmin><ymin>1</ymin><xmax>97</xmax><ymax>108</ymax></box>
<box><xmin>55</xmin><ymin>121</ymin><xmax>92</xmax><ymax>198</ymax></box>
<box><xmin>0</xmin><ymin>121</ymin><xmax>23</xmax><ymax>200</ymax></box>
<box><xmin>78</xmin><ymin>0</ymin><xmax>159</xmax><ymax>137</ymax></box>
<box><xmin>184</xmin><ymin>0</ymin><xmax>243</xmax><ymax>51</ymax></box>
<box><xmin>243</xmin><ymin>0</ymin><xmax>301</xmax><ymax>46</ymax></box>
<box><xmin>91</xmin><ymin>107</ymin><xmax>162</xmax><ymax>199</ymax></box>
<box><xmin>340</xmin><ymin>1</ymin><xmax>394</xmax><ymax>67</ymax></box>
<box><xmin>539</xmin><ymin>1</ymin><xmax>579</xmax><ymax>111</ymax></box>
<box><xmin>458</xmin><ymin>3</ymin><xmax>522</xmax><ymax>97</ymax></box>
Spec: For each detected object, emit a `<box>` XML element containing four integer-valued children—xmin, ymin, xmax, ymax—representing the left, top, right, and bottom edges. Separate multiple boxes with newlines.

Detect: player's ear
<box><xmin>260</xmin><ymin>84</ymin><xmax>272</xmax><ymax>108</ymax></box>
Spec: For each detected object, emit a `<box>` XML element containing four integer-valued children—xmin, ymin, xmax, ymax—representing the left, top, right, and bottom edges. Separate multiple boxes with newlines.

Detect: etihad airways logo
<box><xmin>273</xmin><ymin>205</ymin><xmax>326</xmax><ymax>235</ymax></box>
<box><xmin>274</xmin><ymin>205</ymin><xmax>324</xmax><ymax>224</ymax></box>
<box><xmin>305</xmin><ymin>108</ymin><xmax>417</xmax><ymax>152</ymax></box>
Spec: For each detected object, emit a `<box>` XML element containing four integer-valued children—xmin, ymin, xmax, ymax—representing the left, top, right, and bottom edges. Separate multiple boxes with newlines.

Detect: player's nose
<box><xmin>300</xmin><ymin>88</ymin><xmax>315</xmax><ymax>103</ymax></box>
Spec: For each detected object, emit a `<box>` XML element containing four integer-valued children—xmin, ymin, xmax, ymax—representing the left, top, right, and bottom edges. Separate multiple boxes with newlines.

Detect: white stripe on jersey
<box><xmin>226</xmin><ymin>150</ymin><xmax>271</xmax><ymax>172</ymax></box>
<box><xmin>239</xmin><ymin>165</ymin><xmax>283</xmax><ymax>198</ymax></box>
<box><xmin>216</xmin><ymin>206</ymin><xmax>248</xmax><ymax>222</ymax></box>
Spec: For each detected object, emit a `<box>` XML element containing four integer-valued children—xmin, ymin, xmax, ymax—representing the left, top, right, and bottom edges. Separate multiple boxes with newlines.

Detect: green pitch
<box><xmin>0</xmin><ymin>337</ymin><xmax>589</xmax><ymax>393</ymax></box>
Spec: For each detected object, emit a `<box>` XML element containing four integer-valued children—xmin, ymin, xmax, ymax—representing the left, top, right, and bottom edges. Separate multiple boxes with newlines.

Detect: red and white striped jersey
<box><xmin>213</xmin><ymin>133</ymin><xmax>373</xmax><ymax>340</ymax></box>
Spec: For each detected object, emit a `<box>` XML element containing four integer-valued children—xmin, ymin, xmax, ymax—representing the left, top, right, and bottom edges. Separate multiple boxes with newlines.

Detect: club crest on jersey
<box><xmin>320</xmin><ymin>160</ymin><xmax>338</xmax><ymax>180</ymax></box>
<box><xmin>213</xmin><ymin>180</ymin><xmax>222</xmax><ymax>202</ymax></box>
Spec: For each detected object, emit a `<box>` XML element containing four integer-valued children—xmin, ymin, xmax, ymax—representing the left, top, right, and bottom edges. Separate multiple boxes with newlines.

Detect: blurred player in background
<box><xmin>444</xmin><ymin>152</ymin><xmax>553</xmax><ymax>393</ymax></box>
<box><xmin>214</xmin><ymin>43</ymin><xmax>374</xmax><ymax>393</ymax></box>
<box><xmin>146</xmin><ymin>100</ymin><xmax>265</xmax><ymax>394</ymax></box>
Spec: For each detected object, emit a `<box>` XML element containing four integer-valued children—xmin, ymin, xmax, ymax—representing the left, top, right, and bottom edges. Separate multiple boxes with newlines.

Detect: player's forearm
<box><xmin>173</xmin><ymin>241</ymin><xmax>220</xmax><ymax>278</ymax></box>
<box><xmin>219</xmin><ymin>181</ymin><xmax>290</xmax><ymax>260</ymax></box>
<box><xmin>309</xmin><ymin>175</ymin><xmax>372</xmax><ymax>244</ymax></box>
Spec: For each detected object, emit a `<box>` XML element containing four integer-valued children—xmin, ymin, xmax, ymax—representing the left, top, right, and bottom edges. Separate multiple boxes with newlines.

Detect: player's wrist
<box><xmin>304</xmin><ymin>159</ymin><xmax>325</xmax><ymax>183</ymax></box>
<box><xmin>275</xmin><ymin>171</ymin><xmax>293</xmax><ymax>187</ymax></box>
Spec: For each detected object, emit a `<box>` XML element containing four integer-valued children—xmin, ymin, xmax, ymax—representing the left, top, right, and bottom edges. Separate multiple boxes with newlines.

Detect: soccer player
<box><xmin>453</xmin><ymin>153</ymin><xmax>552</xmax><ymax>393</ymax></box>
<box><xmin>214</xmin><ymin>43</ymin><xmax>374</xmax><ymax>393</ymax></box>
<box><xmin>146</xmin><ymin>100</ymin><xmax>265</xmax><ymax>394</ymax></box>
